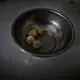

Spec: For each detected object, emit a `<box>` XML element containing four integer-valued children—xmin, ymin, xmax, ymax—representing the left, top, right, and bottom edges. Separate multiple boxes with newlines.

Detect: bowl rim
<box><xmin>11</xmin><ymin>8</ymin><xmax>75</xmax><ymax>57</ymax></box>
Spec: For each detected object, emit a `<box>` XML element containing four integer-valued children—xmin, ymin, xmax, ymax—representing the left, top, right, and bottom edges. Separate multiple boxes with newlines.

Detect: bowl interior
<box><xmin>11</xmin><ymin>9</ymin><xmax>75</xmax><ymax>56</ymax></box>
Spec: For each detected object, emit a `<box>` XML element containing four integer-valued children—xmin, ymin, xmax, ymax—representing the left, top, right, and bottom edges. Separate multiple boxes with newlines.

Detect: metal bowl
<box><xmin>11</xmin><ymin>8</ymin><xmax>75</xmax><ymax>57</ymax></box>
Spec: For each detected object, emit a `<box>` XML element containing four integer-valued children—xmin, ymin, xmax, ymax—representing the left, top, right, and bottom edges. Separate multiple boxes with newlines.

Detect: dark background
<box><xmin>0</xmin><ymin>0</ymin><xmax>80</xmax><ymax>80</ymax></box>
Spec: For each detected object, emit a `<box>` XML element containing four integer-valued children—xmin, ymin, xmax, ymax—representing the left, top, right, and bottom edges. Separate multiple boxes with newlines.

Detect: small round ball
<box><xmin>26</xmin><ymin>36</ymin><xmax>35</xmax><ymax>44</ymax></box>
<box><xmin>33</xmin><ymin>40</ymin><xmax>41</xmax><ymax>49</ymax></box>
<box><xmin>28</xmin><ymin>29</ymin><xmax>38</xmax><ymax>36</ymax></box>
<box><xmin>33</xmin><ymin>26</ymin><xmax>45</xmax><ymax>35</ymax></box>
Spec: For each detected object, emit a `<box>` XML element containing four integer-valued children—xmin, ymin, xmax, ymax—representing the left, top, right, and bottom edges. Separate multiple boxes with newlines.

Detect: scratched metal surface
<box><xmin>0</xmin><ymin>0</ymin><xmax>80</xmax><ymax>80</ymax></box>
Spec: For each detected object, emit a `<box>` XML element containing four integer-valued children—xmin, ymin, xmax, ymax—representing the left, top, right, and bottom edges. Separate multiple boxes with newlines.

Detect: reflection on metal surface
<box><xmin>51</xmin><ymin>21</ymin><xmax>60</xmax><ymax>28</ymax></box>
